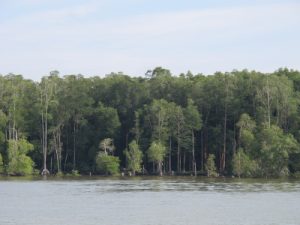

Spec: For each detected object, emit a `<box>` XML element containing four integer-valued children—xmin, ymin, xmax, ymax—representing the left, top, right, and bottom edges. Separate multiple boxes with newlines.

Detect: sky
<box><xmin>0</xmin><ymin>0</ymin><xmax>300</xmax><ymax>80</ymax></box>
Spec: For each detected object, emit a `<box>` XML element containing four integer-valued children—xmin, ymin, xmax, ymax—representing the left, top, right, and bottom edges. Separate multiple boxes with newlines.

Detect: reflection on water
<box><xmin>0</xmin><ymin>177</ymin><xmax>300</xmax><ymax>225</ymax></box>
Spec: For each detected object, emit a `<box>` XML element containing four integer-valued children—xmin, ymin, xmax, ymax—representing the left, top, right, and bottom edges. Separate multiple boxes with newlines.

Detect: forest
<box><xmin>1</xmin><ymin>67</ymin><xmax>300</xmax><ymax>178</ymax></box>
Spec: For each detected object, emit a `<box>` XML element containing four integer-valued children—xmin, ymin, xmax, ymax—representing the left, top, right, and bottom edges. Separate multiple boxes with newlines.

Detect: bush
<box><xmin>124</xmin><ymin>140</ymin><xmax>143</xmax><ymax>175</ymax></box>
<box><xmin>7</xmin><ymin>139</ymin><xmax>34</xmax><ymax>176</ymax></box>
<box><xmin>96</xmin><ymin>152</ymin><xmax>120</xmax><ymax>175</ymax></box>
<box><xmin>232</xmin><ymin>149</ymin><xmax>258</xmax><ymax>177</ymax></box>
<box><xmin>205</xmin><ymin>154</ymin><xmax>218</xmax><ymax>177</ymax></box>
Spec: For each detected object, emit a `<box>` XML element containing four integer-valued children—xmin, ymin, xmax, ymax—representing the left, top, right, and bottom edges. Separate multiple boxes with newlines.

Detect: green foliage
<box><xmin>7</xmin><ymin>139</ymin><xmax>34</xmax><ymax>176</ymax></box>
<box><xmin>147</xmin><ymin>141</ymin><xmax>166</xmax><ymax>164</ymax></box>
<box><xmin>232</xmin><ymin>149</ymin><xmax>258</xmax><ymax>177</ymax></box>
<box><xmin>184</xmin><ymin>98</ymin><xmax>202</xmax><ymax>131</ymax></box>
<box><xmin>124</xmin><ymin>140</ymin><xmax>143</xmax><ymax>175</ymax></box>
<box><xmin>1</xmin><ymin>69</ymin><xmax>300</xmax><ymax>177</ymax></box>
<box><xmin>71</xmin><ymin>170</ymin><xmax>81</xmax><ymax>176</ymax></box>
<box><xmin>96</xmin><ymin>152</ymin><xmax>120</xmax><ymax>175</ymax></box>
<box><xmin>146</xmin><ymin>99</ymin><xmax>172</xmax><ymax>143</ymax></box>
<box><xmin>205</xmin><ymin>154</ymin><xmax>218</xmax><ymax>177</ymax></box>
<box><xmin>147</xmin><ymin>141</ymin><xmax>166</xmax><ymax>175</ymax></box>
<box><xmin>257</xmin><ymin>124</ymin><xmax>299</xmax><ymax>177</ymax></box>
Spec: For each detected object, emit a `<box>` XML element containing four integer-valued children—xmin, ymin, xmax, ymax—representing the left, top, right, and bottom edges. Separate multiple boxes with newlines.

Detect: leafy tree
<box><xmin>124</xmin><ymin>140</ymin><xmax>143</xmax><ymax>175</ymax></box>
<box><xmin>96</xmin><ymin>138</ymin><xmax>120</xmax><ymax>175</ymax></box>
<box><xmin>205</xmin><ymin>154</ymin><xmax>218</xmax><ymax>177</ymax></box>
<box><xmin>7</xmin><ymin>139</ymin><xmax>34</xmax><ymax>175</ymax></box>
<box><xmin>96</xmin><ymin>152</ymin><xmax>120</xmax><ymax>175</ymax></box>
<box><xmin>257</xmin><ymin>124</ymin><xmax>299</xmax><ymax>177</ymax></box>
<box><xmin>236</xmin><ymin>113</ymin><xmax>256</xmax><ymax>153</ymax></box>
<box><xmin>147</xmin><ymin>141</ymin><xmax>166</xmax><ymax>175</ymax></box>
<box><xmin>184</xmin><ymin>98</ymin><xmax>202</xmax><ymax>175</ymax></box>
<box><xmin>39</xmin><ymin>73</ymin><xmax>57</xmax><ymax>175</ymax></box>
<box><xmin>145</xmin><ymin>99</ymin><xmax>171</xmax><ymax>143</ymax></box>
<box><xmin>232</xmin><ymin>149</ymin><xmax>257</xmax><ymax>177</ymax></box>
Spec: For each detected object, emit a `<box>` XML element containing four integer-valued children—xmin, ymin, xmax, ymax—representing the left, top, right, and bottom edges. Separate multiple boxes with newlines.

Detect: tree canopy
<box><xmin>0</xmin><ymin>68</ymin><xmax>300</xmax><ymax>177</ymax></box>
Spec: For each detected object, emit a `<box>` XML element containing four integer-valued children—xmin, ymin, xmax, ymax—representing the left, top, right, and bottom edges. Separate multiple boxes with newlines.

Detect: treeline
<box><xmin>1</xmin><ymin>67</ymin><xmax>300</xmax><ymax>177</ymax></box>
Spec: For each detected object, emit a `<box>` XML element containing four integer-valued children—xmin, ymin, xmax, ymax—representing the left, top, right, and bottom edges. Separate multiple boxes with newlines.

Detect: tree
<box><xmin>0</xmin><ymin>110</ymin><xmax>7</xmax><ymax>154</ymax></box>
<box><xmin>0</xmin><ymin>153</ymin><xmax>3</xmax><ymax>174</ymax></box>
<box><xmin>205</xmin><ymin>154</ymin><xmax>218</xmax><ymax>177</ymax></box>
<box><xmin>184</xmin><ymin>99</ymin><xmax>202</xmax><ymax>176</ymax></box>
<box><xmin>257</xmin><ymin>124</ymin><xmax>299</xmax><ymax>177</ymax></box>
<box><xmin>232</xmin><ymin>149</ymin><xmax>257</xmax><ymax>178</ymax></box>
<box><xmin>39</xmin><ymin>73</ymin><xmax>56</xmax><ymax>175</ymax></box>
<box><xmin>173</xmin><ymin>105</ymin><xmax>185</xmax><ymax>173</ymax></box>
<box><xmin>96</xmin><ymin>138</ymin><xmax>120</xmax><ymax>175</ymax></box>
<box><xmin>124</xmin><ymin>140</ymin><xmax>143</xmax><ymax>175</ymax></box>
<box><xmin>145</xmin><ymin>99</ymin><xmax>171</xmax><ymax>143</ymax></box>
<box><xmin>63</xmin><ymin>75</ymin><xmax>94</xmax><ymax>171</ymax></box>
<box><xmin>7</xmin><ymin>139</ymin><xmax>34</xmax><ymax>175</ymax></box>
<box><xmin>99</xmin><ymin>138</ymin><xmax>115</xmax><ymax>155</ymax></box>
<box><xmin>233</xmin><ymin>114</ymin><xmax>258</xmax><ymax>177</ymax></box>
<box><xmin>147</xmin><ymin>141</ymin><xmax>166</xmax><ymax>176</ymax></box>
<box><xmin>96</xmin><ymin>153</ymin><xmax>120</xmax><ymax>175</ymax></box>
<box><xmin>236</xmin><ymin>113</ymin><xmax>256</xmax><ymax>152</ymax></box>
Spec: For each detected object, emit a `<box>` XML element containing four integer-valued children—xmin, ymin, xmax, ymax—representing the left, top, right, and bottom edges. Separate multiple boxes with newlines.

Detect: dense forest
<box><xmin>1</xmin><ymin>67</ymin><xmax>300</xmax><ymax>178</ymax></box>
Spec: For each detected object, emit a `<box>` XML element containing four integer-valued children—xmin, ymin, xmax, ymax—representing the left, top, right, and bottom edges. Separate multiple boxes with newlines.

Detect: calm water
<box><xmin>0</xmin><ymin>177</ymin><xmax>300</xmax><ymax>225</ymax></box>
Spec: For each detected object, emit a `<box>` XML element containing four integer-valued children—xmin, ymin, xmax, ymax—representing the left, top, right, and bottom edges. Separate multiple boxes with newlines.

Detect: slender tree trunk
<box><xmin>177</xmin><ymin>144</ymin><xmax>180</xmax><ymax>173</ymax></box>
<box><xmin>201</xmin><ymin>130</ymin><xmax>204</xmax><ymax>171</ymax></box>
<box><xmin>41</xmin><ymin>84</ymin><xmax>49</xmax><ymax>175</ymax></box>
<box><xmin>64</xmin><ymin>126</ymin><xmax>69</xmax><ymax>172</ymax></box>
<box><xmin>221</xmin><ymin>77</ymin><xmax>228</xmax><ymax>173</ymax></box>
<box><xmin>73</xmin><ymin>121</ymin><xmax>76</xmax><ymax>170</ymax></box>
<box><xmin>221</xmin><ymin>104</ymin><xmax>227</xmax><ymax>172</ymax></box>
<box><xmin>158</xmin><ymin>161</ymin><xmax>163</xmax><ymax>176</ymax></box>
<box><xmin>169</xmin><ymin>137</ymin><xmax>172</xmax><ymax>174</ymax></box>
<box><xmin>183</xmin><ymin>151</ymin><xmax>186</xmax><ymax>173</ymax></box>
<box><xmin>192</xmin><ymin>130</ymin><xmax>197</xmax><ymax>176</ymax></box>
<box><xmin>177</xmin><ymin>124</ymin><xmax>181</xmax><ymax>173</ymax></box>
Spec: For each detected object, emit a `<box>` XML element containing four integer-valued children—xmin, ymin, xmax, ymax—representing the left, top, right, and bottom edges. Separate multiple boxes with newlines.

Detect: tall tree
<box><xmin>124</xmin><ymin>140</ymin><xmax>143</xmax><ymax>175</ymax></box>
<box><xmin>184</xmin><ymin>99</ymin><xmax>202</xmax><ymax>176</ymax></box>
<box><xmin>147</xmin><ymin>141</ymin><xmax>166</xmax><ymax>176</ymax></box>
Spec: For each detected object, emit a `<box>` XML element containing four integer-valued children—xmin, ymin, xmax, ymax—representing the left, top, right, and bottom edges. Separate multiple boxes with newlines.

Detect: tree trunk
<box><xmin>192</xmin><ymin>130</ymin><xmax>197</xmax><ymax>176</ymax></box>
<box><xmin>169</xmin><ymin>137</ymin><xmax>172</xmax><ymax>174</ymax></box>
<box><xmin>221</xmin><ymin>78</ymin><xmax>228</xmax><ymax>173</ymax></box>
<box><xmin>73</xmin><ymin>121</ymin><xmax>76</xmax><ymax>171</ymax></box>
<box><xmin>177</xmin><ymin>125</ymin><xmax>181</xmax><ymax>174</ymax></box>
<box><xmin>158</xmin><ymin>161</ymin><xmax>163</xmax><ymax>176</ymax></box>
<box><xmin>266</xmin><ymin>77</ymin><xmax>271</xmax><ymax>128</ymax></box>
<box><xmin>183</xmin><ymin>151</ymin><xmax>186</xmax><ymax>173</ymax></box>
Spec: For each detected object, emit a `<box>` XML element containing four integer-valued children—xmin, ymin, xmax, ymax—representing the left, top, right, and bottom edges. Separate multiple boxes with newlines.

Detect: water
<box><xmin>0</xmin><ymin>177</ymin><xmax>300</xmax><ymax>225</ymax></box>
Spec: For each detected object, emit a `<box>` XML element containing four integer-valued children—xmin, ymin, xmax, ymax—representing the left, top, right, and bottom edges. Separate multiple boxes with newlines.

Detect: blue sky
<box><xmin>1</xmin><ymin>0</ymin><xmax>300</xmax><ymax>80</ymax></box>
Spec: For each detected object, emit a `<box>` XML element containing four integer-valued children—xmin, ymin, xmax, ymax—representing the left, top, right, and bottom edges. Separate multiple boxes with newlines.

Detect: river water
<box><xmin>0</xmin><ymin>177</ymin><xmax>300</xmax><ymax>225</ymax></box>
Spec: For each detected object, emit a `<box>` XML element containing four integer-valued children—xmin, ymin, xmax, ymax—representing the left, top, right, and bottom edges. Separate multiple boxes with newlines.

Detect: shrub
<box><xmin>96</xmin><ymin>152</ymin><xmax>120</xmax><ymax>175</ymax></box>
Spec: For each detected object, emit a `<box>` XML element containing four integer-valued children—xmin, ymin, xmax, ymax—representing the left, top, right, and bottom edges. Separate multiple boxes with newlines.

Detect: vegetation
<box><xmin>0</xmin><ymin>153</ymin><xmax>3</xmax><ymax>174</ymax></box>
<box><xmin>96</xmin><ymin>153</ymin><xmax>120</xmax><ymax>176</ymax></box>
<box><xmin>232</xmin><ymin>149</ymin><xmax>257</xmax><ymax>178</ymax></box>
<box><xmin>205</xmin><ymin>154</ymin><xmax>218</xmax><ymax>177</ymax></box>
<box><xmin>147</xmin><ymin>141</ymin><xmax>166</xmax><ymax>176</ymax></box>
<box><xmin>124</xmin><ymin>140</ymin><xmax>143</xmax><ymax>175</ymax></box>
<box><xmin>0</xmin><ymin>68</ymin><xmax>300</xmax><ymax>177</ymax></box>
<box><xmin>6</xmin><ymin>139</ymin><xmax>34</xmax><ymax>175</ymax></box>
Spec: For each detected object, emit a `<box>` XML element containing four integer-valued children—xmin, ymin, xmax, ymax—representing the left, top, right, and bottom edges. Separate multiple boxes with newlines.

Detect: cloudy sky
<box><xmin>1</xmin><ymin>0</ymin><xmax>299</xmax><ymax>80</ymax></box>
